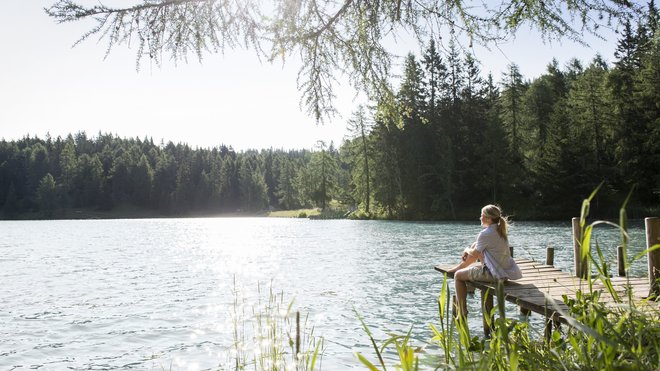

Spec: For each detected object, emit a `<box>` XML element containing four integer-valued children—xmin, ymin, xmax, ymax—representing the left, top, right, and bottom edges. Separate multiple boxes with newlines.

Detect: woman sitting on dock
<box><xmin>447</xmin><ymin>204</ymin><xmax>522</xmax><ymax>318</ymax></box>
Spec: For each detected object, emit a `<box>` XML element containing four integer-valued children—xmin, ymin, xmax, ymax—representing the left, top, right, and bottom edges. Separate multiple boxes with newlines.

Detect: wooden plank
<box><xmin>518</xmin><ymin>269</ymin><xmax>565</xmax><ymax>275</ymax></box>
<box><xmin>518</xmin><ymin>266</ymin><xmax>560</xmax><ymax>272</ymax></box>
<box><xmin>518</xmin><ymin>263</ymin><xmax>555</xmax><ymax>268</ymax></box>
<box><xmin>504</xmin><ymin>282</ymin><xmax>650</xmax><ymax>298</ymax></box>
<box><xmin>517</xmin><ymin>265</ymin><xmax>570</xmax><ymax>272</ymax></box>
<box><xmin>512</xmin><ymin>277</ymin><xmax>585</xmax><ymax>285</ymax></box>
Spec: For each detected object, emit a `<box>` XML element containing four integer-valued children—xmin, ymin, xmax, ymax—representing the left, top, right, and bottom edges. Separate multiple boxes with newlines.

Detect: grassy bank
<box><xmin>268</xmin><ymin>208</ymin><xmax>322</xmax><ymax>218</ymax></box>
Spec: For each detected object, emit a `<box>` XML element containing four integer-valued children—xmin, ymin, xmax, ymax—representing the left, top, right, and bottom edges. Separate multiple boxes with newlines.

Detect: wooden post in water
<box><xmin>646</xmin><ymin>217</ymin><xmax>660</xmax><ymax>297</ymax></box>
<box><xmin>546</xmin><ymin>247</ymin><xmax>555</xmax><ymax>266</ymax></box>
<box><xmin>617</xmin><ymin>245</ymin><xmax>626</xmax><ymax>277</ymax></box>
<box><xmin>572</xmin><ymin>217</ymin><xmax>586</xmax><ymax>278</ymax></box>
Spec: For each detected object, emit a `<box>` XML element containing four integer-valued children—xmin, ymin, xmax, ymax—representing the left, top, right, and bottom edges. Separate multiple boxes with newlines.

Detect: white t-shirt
<box><xmin>475</xmin><ymin>224</ymin><xmax>522</xmax><ymax>280</ymax></box>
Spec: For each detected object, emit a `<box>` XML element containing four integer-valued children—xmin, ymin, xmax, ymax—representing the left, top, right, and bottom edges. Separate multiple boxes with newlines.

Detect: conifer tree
<box><xmin>306</xmin><ymin>141</ymin><xmax>338</xmax><ymax>211</ymax></box>
<box><xmin>133</xmin><ymin>154</ymin><xmax>154</xmax><ymax>207</ymax></box>
<box><xmin>275</xmin><ymin>159</ymin><xmax>299</xmax><ymax>210</ymax></box>
<box><xmin>59</xmin><ymin>136</ymin><xmax>77</xmax><ymax>197</ymax></box>
<box><xmin>346</xmin><ymin>105</ymin><xmax>374</xmax><ymax>214</ymax></box>
<box><xmin>74</xmin><ymin>153</ymin><xmax>104</xmax><ymax>208</ymax></box>
<box><xmin>567</xmin><ymin>55</ymin><xmax>613</xmax><ymax>178</ymax></box>
<box><xmin>36</xmin><ymin>173</ymin><xmax>57</xmax><ymax>216</ymax></box>
<box><xmin>500</xmin><ymin>63</ymin><xmax>527</xmax><ymax>162</ymax></box>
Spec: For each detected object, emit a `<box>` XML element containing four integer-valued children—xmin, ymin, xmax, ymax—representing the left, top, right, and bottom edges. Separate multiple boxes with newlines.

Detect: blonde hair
<box><xmin>482</xmin><ymin>204</ymin><xmax>509</xmax><ymax>241</ymax></box>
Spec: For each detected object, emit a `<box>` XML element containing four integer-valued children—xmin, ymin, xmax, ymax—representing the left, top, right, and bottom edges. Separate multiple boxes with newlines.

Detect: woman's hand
<box><xmin>461</xmin><ymin>251</ymin><xmax>469</xmax><ymax>261</ymax></box>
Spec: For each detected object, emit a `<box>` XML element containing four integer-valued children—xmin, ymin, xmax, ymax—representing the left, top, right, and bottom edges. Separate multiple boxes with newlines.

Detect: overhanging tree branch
<box><xmin>45</xmin><ymin>0</ymin><xmax>642</xmax><ymax>123</ymax></box>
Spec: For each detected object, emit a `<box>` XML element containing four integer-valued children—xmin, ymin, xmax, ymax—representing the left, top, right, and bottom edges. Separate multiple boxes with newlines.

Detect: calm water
<box><xmin>0</xmin><ymin>218</ymin><xmax>650</xmax><ymax>369</ymax></box>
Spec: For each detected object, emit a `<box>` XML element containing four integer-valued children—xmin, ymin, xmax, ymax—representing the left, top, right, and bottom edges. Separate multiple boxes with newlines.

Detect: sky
<box><xmin>0</xmin><ymin>2</ymin><xmax>624</xmax><ymax>151</ymax></box>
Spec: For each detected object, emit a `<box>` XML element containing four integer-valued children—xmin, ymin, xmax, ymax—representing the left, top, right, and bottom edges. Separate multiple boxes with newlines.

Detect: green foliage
<box><xmin>238</xmin><ymin>153</ymin><xmax>269</xmax><ymax>212</ymax></box>
<box><xmin>303</xmin><ymin>141</ymin><xmax>339</xmax><ymax>211</ymax></box>
<box><xmin>36</xmin><ymin>173</ymin><xmax>57</xmax><ymax>216</ymax></box>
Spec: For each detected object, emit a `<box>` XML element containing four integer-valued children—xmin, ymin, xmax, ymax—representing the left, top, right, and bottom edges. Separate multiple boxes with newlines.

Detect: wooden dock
<box><xmin>434</xmin><ymin>216</ymin><xmax>660</xmax><ymax>336</ymax></box>
<box><xmin>435</xmin><ymin>258</ymin><xmax>658</xmax><ymax>334</ymax></box>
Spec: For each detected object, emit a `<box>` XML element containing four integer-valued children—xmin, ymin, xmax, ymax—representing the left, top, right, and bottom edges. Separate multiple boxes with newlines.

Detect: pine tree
<box><xmin>2</xmin><ymin>183</ymin><xmax>19</xmax><ymax>217</ymax></box>
<box><xmin>306</xmin><ymin>141</ymin><xmax>338</xmax><ymax>211</ymax></box>
<box><xmin>500</xmin><ymin>63</ymin><xmax>528</xmax><ymax>162</ymax></box>
<box><xmin>153</xmin><ymin>150</ymin><xmax>177</xmax><ymax>213</ymax></box>
<box><xmin>275</xmin><ymin>158</ymin><xmax>299</xmax><ymax>210</ymax></box>
<box><xmin>370</xmin><ymin>115</ymin><xmax>404</xmax><ymax>218</ymax></box>
<box><xmin>174</xmin><ymin>148</ymin><xmax>195</xmax><ymax>213</ymax></box>
<box><xmin>238</xmin><ymin>153</ymin><xmax>268</xmax><ymax>212</ymax></box>
<box><xmin>397</xmin><ymin>53</ymin><xmax>432</xmax><ymax>217</ymax></box>
<box><xmin>74</xmin><ymin>153</ymin><xmax>104</xmax><ymax>208</ymax></box>
<box><xmin>59</xmin><ymin>136</ymin><xmax>78</xmax><ymax>198</ymax></box>
<box><xmin>422</xmin><ymin>39</ymin><xmax>448</xmax><ymax>113</ymax></box>
<box><xmin>36</xmin><ymin>173</ymin><xmax>57</xmax><ymax>216</ymax></box>
<box><xmin>28</xmin><ymin>143</ymin><xmax>50</xmax><ymax>200</ymax></box>
<box><xmin>132</xmin><ymin>154</ymin><xmax>154</xmax><ymax>207</ymax></box>
<box><xmin>567</xmin><ymin>55</ymin><xmax>613</xmax><ymax>179</ymax></box>
<box><xmin>346</xmin><ymin>105</ymin><xmax>374</xmax><ymax>214</ymax></box>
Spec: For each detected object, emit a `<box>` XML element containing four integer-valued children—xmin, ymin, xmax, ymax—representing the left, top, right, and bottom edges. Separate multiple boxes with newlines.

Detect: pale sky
<box><xmin>0</xmin><ymin>2</ymin><xmax>622</xmax><ymax>151</ymax></box>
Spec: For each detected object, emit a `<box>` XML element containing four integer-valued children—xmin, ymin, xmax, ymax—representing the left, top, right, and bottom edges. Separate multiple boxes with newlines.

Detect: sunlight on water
<box><xmin>0</xmin><ymin>218</ymin><xmax>650</xmax><ymax>369</ymax></box>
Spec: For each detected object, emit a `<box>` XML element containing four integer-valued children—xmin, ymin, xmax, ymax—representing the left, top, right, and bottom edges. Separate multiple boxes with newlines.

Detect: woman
<box><xmin>447</xmin><ymin>204</ymin><xmax>522</xmax><ymax>318</ymax></box>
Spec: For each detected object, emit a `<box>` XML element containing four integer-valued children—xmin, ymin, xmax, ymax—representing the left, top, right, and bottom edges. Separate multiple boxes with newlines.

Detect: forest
<box><xmin>1</xmin><ymin>8</ymin><xmax>658</xmax><ymax>220</ymax></box>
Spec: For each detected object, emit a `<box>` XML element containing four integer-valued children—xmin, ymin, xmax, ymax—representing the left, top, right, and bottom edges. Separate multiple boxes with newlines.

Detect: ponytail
<box><xmin>496</xmin><ymin>216</ymin><xmax>509</xmax><ymax>241</ymax></box>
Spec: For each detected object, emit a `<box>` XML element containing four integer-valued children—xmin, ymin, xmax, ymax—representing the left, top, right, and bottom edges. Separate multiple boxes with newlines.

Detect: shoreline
<box><xmin>1</xmin><ymin>206</ymin><xmax>654</xmax><ymax>223</ymax></box>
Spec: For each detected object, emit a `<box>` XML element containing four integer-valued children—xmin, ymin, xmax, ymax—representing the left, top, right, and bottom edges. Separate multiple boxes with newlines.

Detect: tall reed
<box><xmin>228</xmin><ymin>280</ymin><xmax>324</xmax><ymax>370</ymax></box>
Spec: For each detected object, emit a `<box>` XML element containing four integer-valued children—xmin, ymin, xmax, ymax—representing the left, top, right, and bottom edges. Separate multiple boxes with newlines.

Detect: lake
<box><xmin>0</xmin><ymin>217</ymin><xmax>650</xmax><ymax>369</ymax></box>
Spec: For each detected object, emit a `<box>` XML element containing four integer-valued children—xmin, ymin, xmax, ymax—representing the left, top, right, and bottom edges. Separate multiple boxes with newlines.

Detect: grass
<box><xmin>355</xmin><ymin>186</ymin><xmax>660</xmax><ymax>370</ymax></box>
<box><xmin>268</xmin><ymin>201</ymin><xmax>353</xmax><ymax>219</ymax></box>
<box><xmin>268</xmin><ymin>208</ymin><xmax>322</xmax><ymax>218</ymax></box>
<box><xmin>225</xmin><ymin>280</ymin><xmax>324</xmax><ymax>370</ymax></box>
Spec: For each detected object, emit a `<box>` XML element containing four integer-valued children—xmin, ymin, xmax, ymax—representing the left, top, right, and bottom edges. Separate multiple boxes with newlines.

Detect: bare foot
<box><xmin>446</xmin><ymin>265</ymin><xmax>460</xmax><ymax>274</ymax></box>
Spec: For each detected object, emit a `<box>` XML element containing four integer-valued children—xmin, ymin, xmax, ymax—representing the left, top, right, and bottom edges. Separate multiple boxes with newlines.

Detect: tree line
<box><xmin>1</xmin><ymin>4</ymin><xmax>658</xmax><ymax>220</ymax></box>
<box><xmin>0</xmin><ymin>133</ymin><xmax>344</xmax><ymax>218</ymax></box>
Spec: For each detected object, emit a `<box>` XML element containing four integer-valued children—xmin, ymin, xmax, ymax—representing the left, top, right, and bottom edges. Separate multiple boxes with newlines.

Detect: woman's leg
<box><xmin>453</xmin><ymin>268</ymin><xmax>472</xmax><ymax>318</ymax></box>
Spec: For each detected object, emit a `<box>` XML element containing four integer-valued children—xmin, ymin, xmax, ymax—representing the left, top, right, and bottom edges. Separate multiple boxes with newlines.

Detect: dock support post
<box><xmin>646</xmin><ymin>217</ymin><xmax>660</xmax><ymax>297</ymax></box>
<box><xmin>544</xmin><ymin>317</ymin><xmax>553</xmax><ymax>341</ymax></box>
<box><xmin>481</xmin><ymin>289</ymin><xmax>493</xmax><ymax>337</ymax></box>
<box><xmin>544</xmin><ymin>316</ymin><xmax>558</xmax><ymax>341</ymax></box>
<box><xmin>572</xmin><ymin>217</ymin><xmax>587</xmax><ymax>278</ymax></box>
<box><xmin>546</xmin><ymin>247</ymin><xmax>555</xmax><ymax>266</ymax></box>
<box><xmin>617</xmin><ymin>245</ymin><xmax>626</xmax><ymax>277</ymax></box>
